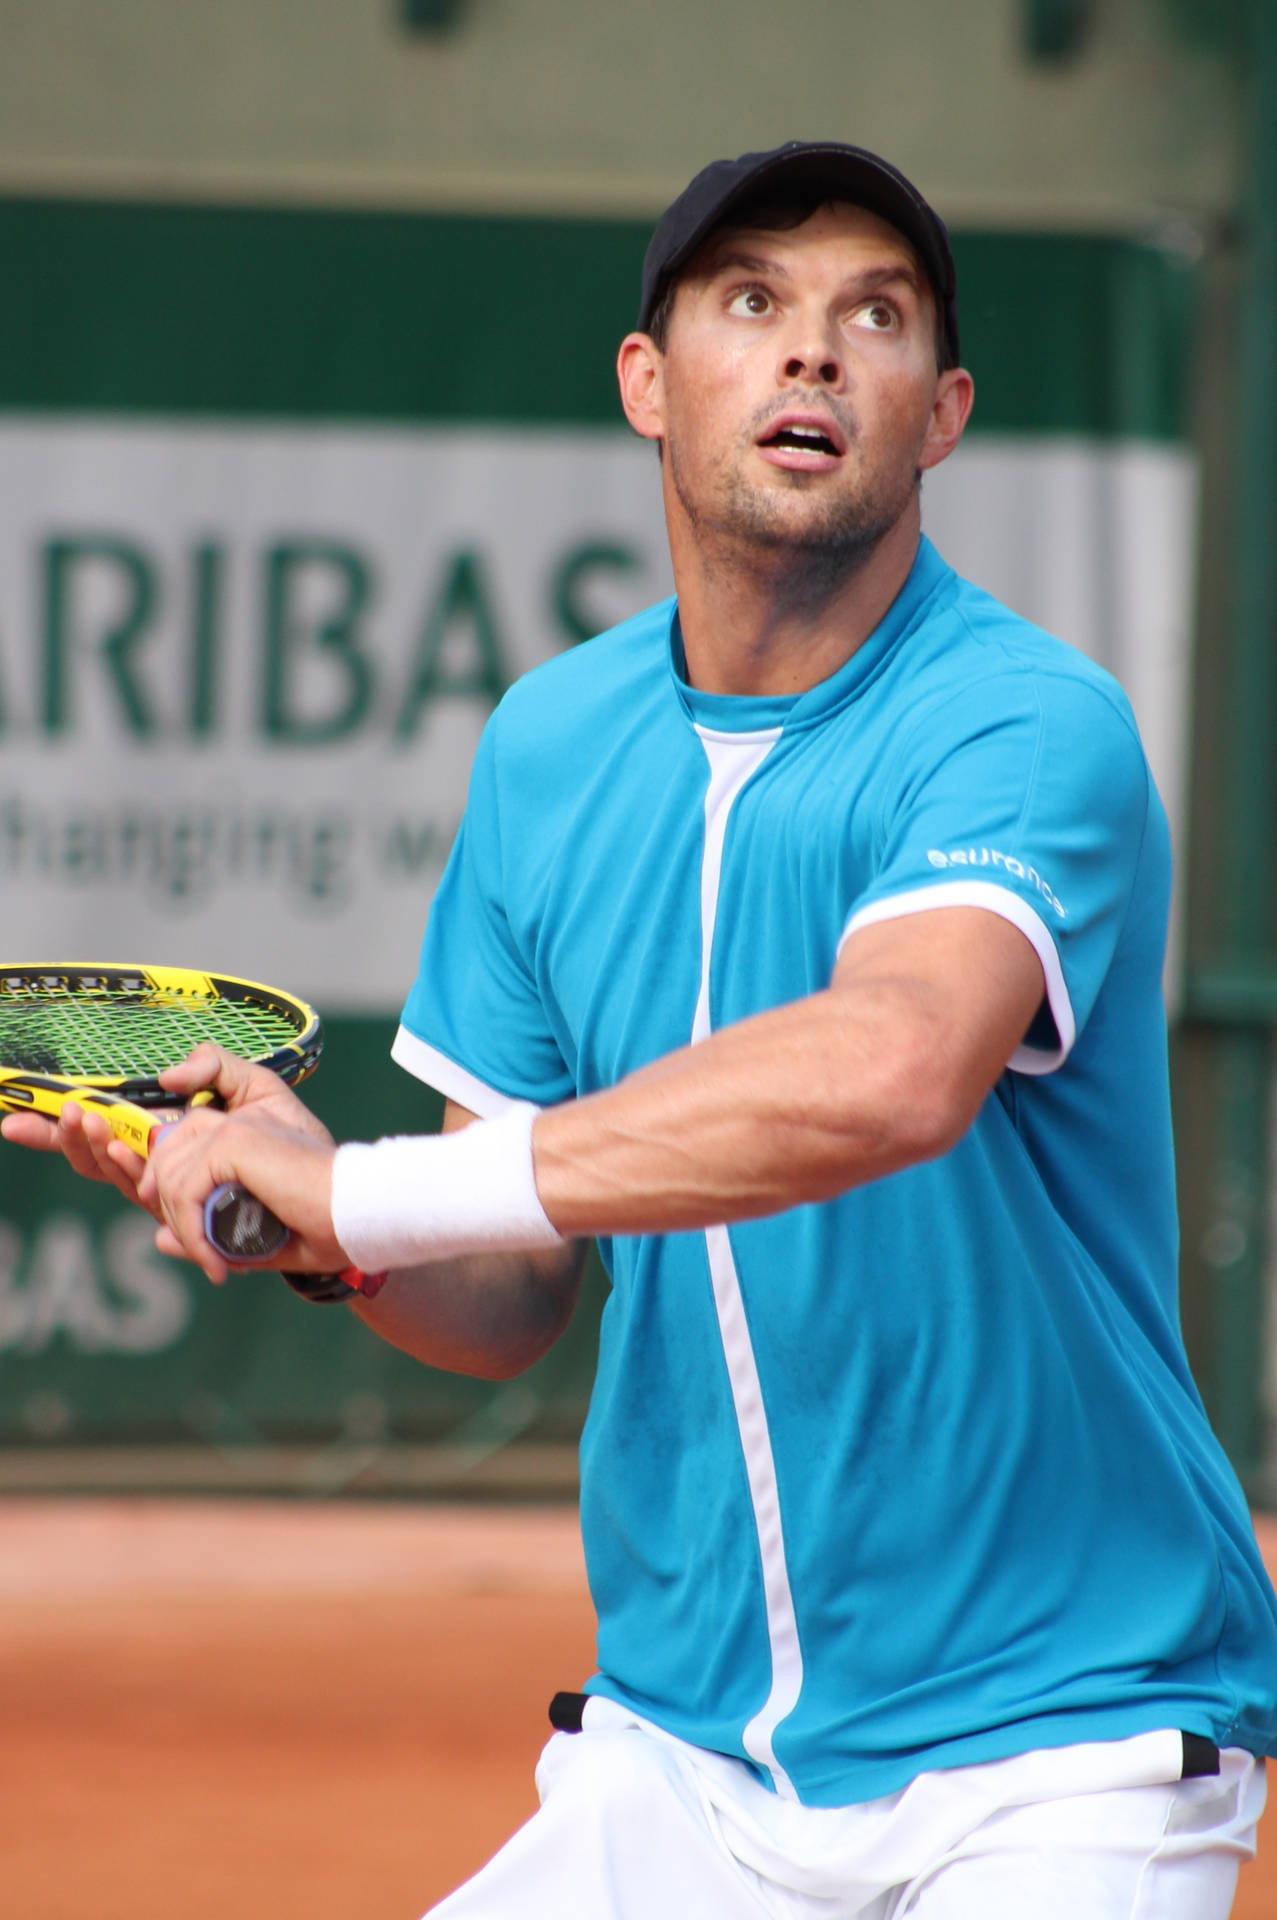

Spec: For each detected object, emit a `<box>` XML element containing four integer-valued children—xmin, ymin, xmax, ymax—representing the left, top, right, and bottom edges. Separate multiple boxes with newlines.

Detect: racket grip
<box><xmin>204</xmin><ymin>1183</ymin><xmax>292</xmax><ymax>1265</ymax></box>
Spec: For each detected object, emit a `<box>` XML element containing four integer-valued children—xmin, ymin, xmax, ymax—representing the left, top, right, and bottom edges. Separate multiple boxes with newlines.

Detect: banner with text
<box><xmin>0</xmin><ymin>421</ymin><xmax>1193</xmax><ymax>1009</ymax></box>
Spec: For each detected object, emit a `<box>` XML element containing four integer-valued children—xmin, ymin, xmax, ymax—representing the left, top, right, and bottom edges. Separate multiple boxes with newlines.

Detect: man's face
<box><xmin>645</xmin><ymin>202</ymin><xmax>959</xmax><ymax>565</ymax></box>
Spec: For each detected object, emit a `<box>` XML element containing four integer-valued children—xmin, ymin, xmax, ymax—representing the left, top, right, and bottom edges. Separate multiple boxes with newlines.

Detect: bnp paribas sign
<box><xmin>0</xmin><ymin>417</ymin><xmax>1192</xmax><ymax>1013</ymax></box>
<box><xmin>0</xmin><ymin>420</ymin><xmax>676</xmax><ymax>1009</ymax></box>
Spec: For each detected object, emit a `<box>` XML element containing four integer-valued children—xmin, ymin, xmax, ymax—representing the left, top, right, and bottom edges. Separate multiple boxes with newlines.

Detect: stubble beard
<box><xmin>667</xmin><ymin>413</ymin><xmax>919</xmax><ymax>614</ymax></box>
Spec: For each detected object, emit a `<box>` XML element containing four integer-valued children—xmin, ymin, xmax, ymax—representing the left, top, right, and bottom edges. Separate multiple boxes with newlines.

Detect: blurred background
<box><xmin>0</xmin><ymin>0</ymin><xmax>1273</xmax><ymax>1506</ymax></box>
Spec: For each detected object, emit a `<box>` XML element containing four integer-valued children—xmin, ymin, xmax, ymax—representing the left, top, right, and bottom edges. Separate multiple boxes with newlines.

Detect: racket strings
<box><xmin>0</xmin><ymin>993</ymin><xmax>304</xmax><ymax>1079</ymax></box>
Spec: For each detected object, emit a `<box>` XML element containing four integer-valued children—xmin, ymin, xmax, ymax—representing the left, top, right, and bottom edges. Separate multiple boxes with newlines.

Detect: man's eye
<box><xmin>851</xmin><ymin>301</ymin><xmax>899</xmax><ymax>332</ymax></box>
<box><xmin>727</xmin><ymin>288</ymin><xmax>773</xmax><ymax>317</ymax></box>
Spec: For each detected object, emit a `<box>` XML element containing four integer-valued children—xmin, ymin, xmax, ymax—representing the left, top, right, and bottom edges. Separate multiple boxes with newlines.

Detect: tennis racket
<box><xmin>0</xmin><ymin>964</ymin><xmax>322</xmax><ymax>1263</ymax></box>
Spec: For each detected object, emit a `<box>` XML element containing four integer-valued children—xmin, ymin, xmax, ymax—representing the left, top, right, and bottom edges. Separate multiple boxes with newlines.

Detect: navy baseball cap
<box><xmin>638</xmin><ymin>140</ymin><xmax>960</xmax><ymax>365</ymax></box>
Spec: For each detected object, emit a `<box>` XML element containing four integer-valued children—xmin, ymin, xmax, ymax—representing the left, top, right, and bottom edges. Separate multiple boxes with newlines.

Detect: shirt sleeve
<box><xmin>394</xmin><ymin>712</ymin><xmax>575</xmax><ymax>1116</ymax></box>
<box><xmin>839</xmin><ymin>668</ymin><xmax>1161</xmax><ymax>1075</ymax></box>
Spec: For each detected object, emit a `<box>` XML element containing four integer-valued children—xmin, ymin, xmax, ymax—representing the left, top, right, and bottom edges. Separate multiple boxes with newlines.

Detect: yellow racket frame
<box><xmin>0</xmin><ymin>963</ymin><xmax>323</xmax><ymax>1157</ymax></box>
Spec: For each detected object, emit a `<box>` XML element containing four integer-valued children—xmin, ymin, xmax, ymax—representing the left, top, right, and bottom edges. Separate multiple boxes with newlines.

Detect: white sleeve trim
<box><xmin>838</xmin><ymin>880</ymin><xmax>1076</xmax><ymax>1076</ymax></box>
<box><xmin>390</xmin><ymin>1026</ymin><xmax>523</xmax><ymax>1118</ymax></box>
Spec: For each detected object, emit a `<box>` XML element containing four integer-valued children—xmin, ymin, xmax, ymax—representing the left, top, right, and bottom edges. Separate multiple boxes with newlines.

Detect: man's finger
<box><xmin>157</xmin><ymin>1043</ymin><xmax>244</xmax><ymax>1099</ymax></box>
<box><xmin>55</xmin><ymin>1101</ymin><xmax>121</xmax><ymax>1182</ymax></box>
<box><xmin>158</xmin><ymin>1045</ymin><xmax>302</xmax><ymax>1114</ymax></box>
<box><xmin>149</xmin><ymin>1108</ymin><xmax>247</xmax><ymax>1280</ymax></box>
<box><xmin>0</xmin><ymin>1112</ymin><xmax>65</xmax><ymax>1153</ymax></box>
<box><xmin>153</xmin><ymin>1219</ymin><xmax>228</xmax><ymax>1284</ymax></box>
<box><xmin>104</xmin><ymin>1137</ymin><xmax>150</xmax><ymax>1187</ymax></box>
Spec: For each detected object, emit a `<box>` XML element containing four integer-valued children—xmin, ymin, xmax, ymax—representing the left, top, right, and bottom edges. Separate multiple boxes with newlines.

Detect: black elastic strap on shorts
<box><xmin>1181</xmin><ymin>1732</ymin><xmax>1221</xmax><ymax>1778</ymax></box>
<box><xmin>548</xmin><ymin>1690</ymin><xmax>590</xmax><ymax>1733</ymax></box>
<box><xmin>544</xmin><ymin>1700</ymin><xmax>1222</xmax><ymax>1773</ymax></box>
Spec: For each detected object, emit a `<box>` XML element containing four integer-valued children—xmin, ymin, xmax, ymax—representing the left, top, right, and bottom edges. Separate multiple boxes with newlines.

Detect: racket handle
<box><xmin>204</xmin><ymin>1183</ymin><xmax>291</xmax><ymax>1265</ymax></box>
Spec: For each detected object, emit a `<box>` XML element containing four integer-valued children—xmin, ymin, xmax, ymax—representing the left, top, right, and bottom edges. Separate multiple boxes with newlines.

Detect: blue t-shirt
<box><xmin>395</xmin><ymin>536</ymin><xmax>1277</xmax><ymax>1807</ymax></box>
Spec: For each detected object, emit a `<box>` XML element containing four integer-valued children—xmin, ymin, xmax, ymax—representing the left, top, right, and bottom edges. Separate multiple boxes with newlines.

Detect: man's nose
<box><xmin>778</xmin><ymin>328</ymin><xmax>844</xmax><ymax>388</ymax></box>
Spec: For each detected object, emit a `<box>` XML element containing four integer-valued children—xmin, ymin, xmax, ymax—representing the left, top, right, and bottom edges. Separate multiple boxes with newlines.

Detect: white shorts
<box><xmin>424</xmin><ymin>1697</ymin><xmax>1266</xmax><ymax>1919</ymax></box>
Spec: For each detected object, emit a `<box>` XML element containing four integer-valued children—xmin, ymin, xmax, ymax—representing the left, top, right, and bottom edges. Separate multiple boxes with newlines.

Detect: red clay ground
<box><xmin>0</xmin><ymin>1500</ymin><xmax>1272</xmax><ymax>1920</ymax></box>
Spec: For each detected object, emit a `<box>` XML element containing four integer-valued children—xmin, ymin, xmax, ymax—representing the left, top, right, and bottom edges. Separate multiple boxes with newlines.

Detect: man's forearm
<box><xmin>531</xmin><ymin>911</ymin><xmax>1043</xmax><ymax>1239</ymax></box>
<box><xmin>333</xmin><ymin>914</ymin><xmax>1042</xmax><ymax>1273</ymax></box>
<box><xmin>532</xmin><ymin>980</ymin><xmax>959</xmax><ymax>1238</ymax></box>
<box><xmin>349</xmin><ymin>1242</ymin><xmax>587</xmax><ymax>1379</ymax></box>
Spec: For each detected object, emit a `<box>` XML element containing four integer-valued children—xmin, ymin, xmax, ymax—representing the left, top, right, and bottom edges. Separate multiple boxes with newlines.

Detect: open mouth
<box><xmin>760</xmin><ymin>423</ymin><xmax>842</xmax><ymax>458</ymax></box>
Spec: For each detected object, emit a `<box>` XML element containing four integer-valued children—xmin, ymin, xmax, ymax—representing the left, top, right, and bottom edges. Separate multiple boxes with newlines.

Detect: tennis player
<box><xmin>16</xmin><ymin>141</ymin><xmax>1277</xmax><ymax>1917</ymax></box>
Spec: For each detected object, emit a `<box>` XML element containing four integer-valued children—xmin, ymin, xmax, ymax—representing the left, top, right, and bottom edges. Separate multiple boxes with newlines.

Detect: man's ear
<box><xmin>616</xmin><ymin>332</ymin><xmax>666</xmax><ymax>443</ymax></box>
<box><xmin>918</xmin><ymin>367</ymin><xmax>975</xmax><ymax>475</ymax></box>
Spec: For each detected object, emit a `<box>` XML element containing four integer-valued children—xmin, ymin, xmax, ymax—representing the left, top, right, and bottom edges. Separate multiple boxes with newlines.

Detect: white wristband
<box><xmin>330</xmin><ymin>1101</ymin><xmax>565</xmax><ymax>1272</ymax></box>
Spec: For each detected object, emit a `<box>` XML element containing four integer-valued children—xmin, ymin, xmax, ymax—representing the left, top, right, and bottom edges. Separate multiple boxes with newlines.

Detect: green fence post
<box><xmin>1187</xmin><ymin>0</ymin><xmax>1277</xmax><ymax>1484</ymax></box>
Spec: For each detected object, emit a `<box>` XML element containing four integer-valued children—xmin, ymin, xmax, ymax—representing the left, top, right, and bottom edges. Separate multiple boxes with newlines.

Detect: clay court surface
<box><xmin>1</xmin><ymin>1500</ymin><xmax>1274</xmax><ymax>1920</ymax></box>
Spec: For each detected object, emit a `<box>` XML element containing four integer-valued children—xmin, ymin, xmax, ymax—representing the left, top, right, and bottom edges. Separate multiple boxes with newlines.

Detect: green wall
<box><xmin>0</xmin><ymin>198</ymin><xmax>1195</xmax><ymax>437</ymax></box>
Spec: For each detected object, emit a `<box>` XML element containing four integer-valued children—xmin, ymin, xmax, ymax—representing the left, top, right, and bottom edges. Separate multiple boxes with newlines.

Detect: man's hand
<box><xmin>0</xmin><ymin>1096</ymin><xmax>158</xmax><ymax>1210</ymax></box>
<box><xmin>140</xmin><ymin>1100</ymin><xmax>347</xmax><ymax>1286</ymax></box>
<box><xmin>106</xmin><ymin>1045</ymin><xmax>343</xmax><ymax>1283</ymax></box>
<box><xmin>0</xmin><ymin>1042</ymin><xmax>339</xmax><ymax>1275</ymax></box>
